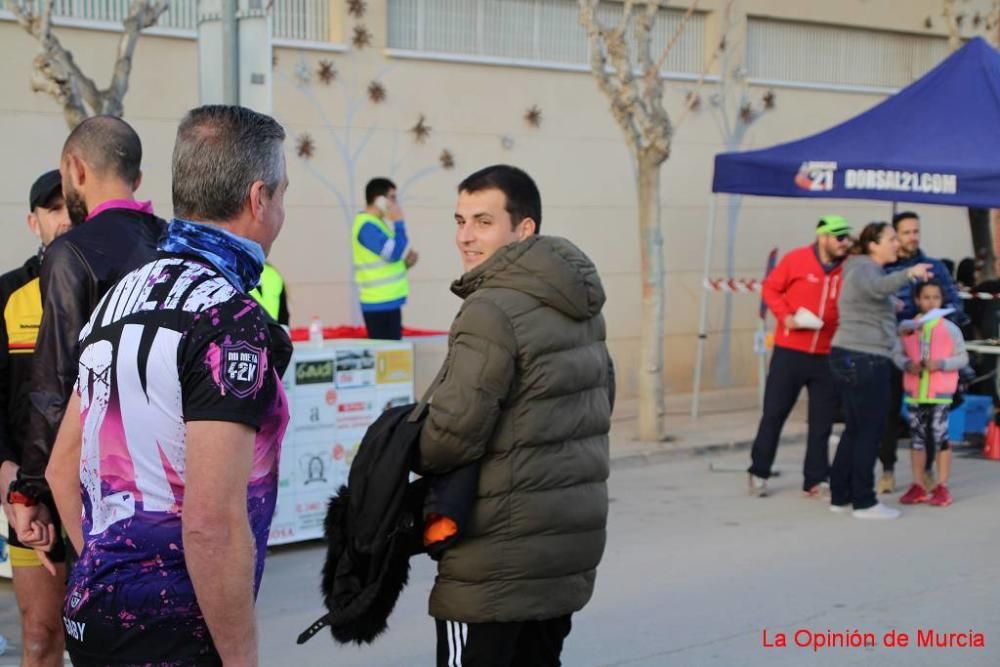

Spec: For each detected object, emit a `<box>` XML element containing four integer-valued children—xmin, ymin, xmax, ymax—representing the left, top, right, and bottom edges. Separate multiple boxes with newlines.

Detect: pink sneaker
<box><xmin>929</xmin><ymin>484</ymin><xmax>952</xmax><ymax>507</ymax></box>
<box><xmin>899</xmin><ymin>484</ymin><xmax>929</xmax><ymax>505</ymax></box>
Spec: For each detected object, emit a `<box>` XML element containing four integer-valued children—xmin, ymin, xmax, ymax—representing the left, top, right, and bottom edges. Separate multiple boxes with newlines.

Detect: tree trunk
<box><xmin>637</xmin><ymin>152</ymin><xmax>666</xmax><ymax>441</ymax></box>
<box><xmin>970</xmin><ymin>207</ymin><xmax>996</xmax><ymax>280</ymax></box>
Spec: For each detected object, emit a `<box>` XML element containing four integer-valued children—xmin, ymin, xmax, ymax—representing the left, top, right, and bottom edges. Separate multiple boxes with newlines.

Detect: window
<box><xmin>747</xmin><ymin>18</ymin><xmax>950</xmax><ymax>90</ymax></box>
<box><xmin>272</xmin><ymin>0</ymin><xmax>331</xmax><ymax>43</ymax></box>
<box><xmin>4</xmin><ymin>0</ymin><xmax>331</xmax><ymax>43</ymax></box>
<box><xmin>388</xmin><ymin>0</ymin><xmax>706</xmax><ymax>75</ymax></box>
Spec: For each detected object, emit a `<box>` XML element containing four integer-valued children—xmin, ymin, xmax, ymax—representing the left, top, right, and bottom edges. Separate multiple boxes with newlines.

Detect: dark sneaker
<box><xmin>899</xmin><ymin>483</ymin><xmax>929</xmax><ymax>505</ymax></box>
<box><xmin>929</xmin><ymin>484</ymin><xmax>953</xmax><ymax>507</ymax></box>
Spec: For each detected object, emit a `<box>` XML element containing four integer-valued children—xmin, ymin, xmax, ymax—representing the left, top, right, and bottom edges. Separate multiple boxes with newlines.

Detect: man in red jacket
<box><xmin>747</xmin><ymin>215</ymin><xmax>852</xmax><ymax>497</ymax></box>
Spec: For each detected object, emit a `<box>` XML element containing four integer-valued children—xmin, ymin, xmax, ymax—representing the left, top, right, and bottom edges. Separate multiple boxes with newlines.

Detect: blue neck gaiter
<box><xmin>159</xmin><ymin>218</ymin><xmax>265</xmax><ymax>293</ymax></box>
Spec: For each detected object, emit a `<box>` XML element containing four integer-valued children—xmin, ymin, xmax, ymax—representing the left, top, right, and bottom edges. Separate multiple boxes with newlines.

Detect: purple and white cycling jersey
<box><xmin>63</xmin><ymin>254</ymin><xmax>289</xmax><ymax>666</ymax></box>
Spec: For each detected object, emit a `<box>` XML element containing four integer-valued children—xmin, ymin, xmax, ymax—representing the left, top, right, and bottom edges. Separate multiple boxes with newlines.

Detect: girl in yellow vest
<box><xmin>894</xmin><ymin>281</ymin><xmax>968</xmax><ymax>507</ymax></box>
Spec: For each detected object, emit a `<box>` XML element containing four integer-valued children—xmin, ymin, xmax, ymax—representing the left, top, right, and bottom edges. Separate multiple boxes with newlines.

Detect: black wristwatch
<box><xmin>7</xmin><ymin>473</ymin><xmax>50</xmax><ymax>506</ymax></box>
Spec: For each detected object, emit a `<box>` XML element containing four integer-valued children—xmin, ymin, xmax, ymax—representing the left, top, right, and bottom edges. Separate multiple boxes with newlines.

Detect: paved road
<box><xmin>3</xmin><ymin>441</ymin><xmax>999</xmax><ymax>666</ymax></box>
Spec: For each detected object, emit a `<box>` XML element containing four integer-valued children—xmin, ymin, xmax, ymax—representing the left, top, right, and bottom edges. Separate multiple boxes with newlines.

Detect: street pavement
<box><xmin>3</xmin><ymin>402</ymin><xmax>999</xmax><ymax>665</ymax></box>
<box><xmin>251</xmin><ymin>440</ymin><xmax>1000</xmax><ymax>667</ymax></box>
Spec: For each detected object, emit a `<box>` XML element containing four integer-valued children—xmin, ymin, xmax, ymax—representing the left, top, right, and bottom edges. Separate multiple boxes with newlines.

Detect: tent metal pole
<box><xmin>892</xmin><ymin>201</ymin><xmax>898</xmax><ymax>217</ymax></box>
<box><xmin>692</xmin><ymin>194</ymin><xmax>717</xmax><ymax>418</ymax></box>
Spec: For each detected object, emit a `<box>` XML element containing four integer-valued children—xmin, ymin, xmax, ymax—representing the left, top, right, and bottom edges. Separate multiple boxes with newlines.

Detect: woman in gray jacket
<box><xmin>829</xmin><ymin>222</ymin><xmax>933</xmax><ymax>519</ymax></box>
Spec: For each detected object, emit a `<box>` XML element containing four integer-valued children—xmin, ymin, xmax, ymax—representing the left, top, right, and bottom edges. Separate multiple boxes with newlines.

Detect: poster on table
<box><xmin>268</xmin><ymin>340</ymin><xmax>415</xmax><ymax>545</ymax></box>
<box><xmin>0</xmin><ymin>509</ymin><xmax>11</xmax><ymax>579</ymax></box>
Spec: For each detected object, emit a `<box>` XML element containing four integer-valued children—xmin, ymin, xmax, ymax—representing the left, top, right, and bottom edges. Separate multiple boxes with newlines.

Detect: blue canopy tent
<box><xmin>712</xmin><ymin>37</ymin><xmax>1000</xmax><ymax>207</ymax></box>
<box><xmin>692</xmin><ymin>37</ymin><xmax>1000</xmax><ymax>416</ymax></box>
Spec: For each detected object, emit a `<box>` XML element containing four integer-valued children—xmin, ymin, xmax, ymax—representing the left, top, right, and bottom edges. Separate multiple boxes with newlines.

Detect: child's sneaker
<box><xmin>929</xmin><ymin>483</ymin><xmax>952</xmax><ymax>507</ymax></box>
<box><xmin>899</xmin><ymin>483</ymin><xmax>929</xmax><ymax>505</ymax></box>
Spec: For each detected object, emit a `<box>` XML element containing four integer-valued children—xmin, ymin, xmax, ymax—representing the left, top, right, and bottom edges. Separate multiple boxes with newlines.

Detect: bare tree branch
<box><xmin>618</xmin><ymin>0</ymin><xmax>637</xmax><ymax>33</ymax></box>
<box><xmin>994</xmin><ymin>0</ymin><xmax>1000</xmax><ymax>47</ymax></box>
<box><xmin>39</xmin><ymin>0</ymin><xmax>53</xmax><ymax>38</ymax></box>
<box><xmin>5</xmin><ymin>0</ymin><xmax>38</xmax><ymax>35</ymax></box>
<box><xmin>7</xmin><ymin>0</ymin><xmax>167</xmax><ymax>127</ymax></box>
<box><xmin>675</xmin><ymin>0</ymin><xmax>734</xmax><ymax>129</ymax></box>
<box><xmin>580</xmin><ymin>0</ymin><xmax>673</xmax><ymax>162</ymax></box>
<box><xmin>30</xmin><ymin>50</ymin><xmax>90</xmax><ymax>127</ymax></box>
<box><xmin>580</xmin><ymin>0</ymin><xmax>642</xmax><ymax>155</ymax></box>
<box><xmin>634</xmin><ymin>2</ymin><xmax>657</xmax><ymax>118</ymax></box>
<box><xmin>652</xmin><ymin>0</ymin><xmax>700</xmax><ymax>75</ymax></box>
<box><xmin>14</xmin><ymin>0</ymin><xmax>100</xmax><ymax>126</ymax></box>
<box><xmin>634</xmin><ymin>0</ymin><xmax>671</xmax><ymax>160</ymax></box>
<box><xmin>635</xmin><ymin>1</ymin><xmax>658</xmax><ymax>74</ymax></box>
<box><xmin>942</xmin><ymin>0</ymin><xmax>962</xmax><ymax>51</ymax></box>
<box><xmin>105</xmin><ymin>0</ymin><xmax>170</xmax><ymax>115</ymax></box>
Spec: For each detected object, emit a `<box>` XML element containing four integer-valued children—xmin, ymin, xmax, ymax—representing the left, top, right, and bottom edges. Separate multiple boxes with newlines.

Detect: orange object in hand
<box><xmin>423</xmin><ymin>514</ymin><xmax>458</xmax><ymax>547</ymax></box>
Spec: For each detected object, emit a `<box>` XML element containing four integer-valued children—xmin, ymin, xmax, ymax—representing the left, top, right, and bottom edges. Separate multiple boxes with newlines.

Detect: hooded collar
<box><xmin>451</xmin><ymin>236</ymin><xmax>605</xmax><ymax>321</ymax></box>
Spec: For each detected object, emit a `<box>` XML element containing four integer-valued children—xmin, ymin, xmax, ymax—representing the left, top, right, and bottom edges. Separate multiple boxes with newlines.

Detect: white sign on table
<box><xmin>268</xmin><ymin>339</ymin><xmax>415</xmax><ymax>545</ymax></box>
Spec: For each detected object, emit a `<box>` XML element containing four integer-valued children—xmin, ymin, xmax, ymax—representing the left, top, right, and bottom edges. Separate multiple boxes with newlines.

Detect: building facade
<box><xmin>0</xmin><ymin>0</ymin><xmax>987</xmax><ymax>398</ymax></box>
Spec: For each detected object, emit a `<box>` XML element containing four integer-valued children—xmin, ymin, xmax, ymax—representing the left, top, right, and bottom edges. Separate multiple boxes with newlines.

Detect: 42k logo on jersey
<box><xmin>223</xmin><ymin>341</ymin><xmax>266</xmax><ymax>398</ymax></box>
<box><xmin>794</xmin><ymin>161</ymin><xmax>837</xmax><ymax>192</ymax></box>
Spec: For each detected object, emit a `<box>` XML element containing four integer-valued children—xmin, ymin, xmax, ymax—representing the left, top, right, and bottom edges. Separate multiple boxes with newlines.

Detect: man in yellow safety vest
<box><xmin>249</xmin><ymin>262</ymin><xmax>289</xmax><ymax>325</ymax></box>
<box><xmin>351</xmin><ymin>178</ymin><xmax>418</xmax><ymax>339</ymax></box>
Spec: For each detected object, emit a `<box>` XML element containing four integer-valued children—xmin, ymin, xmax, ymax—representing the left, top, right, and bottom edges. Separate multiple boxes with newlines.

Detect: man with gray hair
<box><xmin>43</xmin><ymin>105</ymin><xmax>291</xmax><ymax>667</ymax></box>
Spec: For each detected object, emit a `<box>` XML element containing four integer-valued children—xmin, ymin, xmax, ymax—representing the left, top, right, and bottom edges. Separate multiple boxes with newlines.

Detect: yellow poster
<box><xmin>376</xmin><ymin>349</ymin><xmax>414</xmax><ymax>384</ymax></box>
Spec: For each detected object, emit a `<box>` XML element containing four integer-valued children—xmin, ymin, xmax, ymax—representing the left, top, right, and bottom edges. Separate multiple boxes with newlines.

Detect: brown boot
<box><xmin>876</xmin><ymin>471</ymin><xmax>896</xmax><ymax>494</ymax></box>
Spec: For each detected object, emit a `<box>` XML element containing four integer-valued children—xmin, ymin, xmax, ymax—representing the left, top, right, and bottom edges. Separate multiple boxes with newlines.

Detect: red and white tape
<box><xmin>703</xmin><ymin>278</ymin><xmax>1000</xmax><ymax>301</ymax></box>
<box><xmin>702</xmin><ymin>278</ymin><xmax>762</xmax><ymax>293</ymax></box>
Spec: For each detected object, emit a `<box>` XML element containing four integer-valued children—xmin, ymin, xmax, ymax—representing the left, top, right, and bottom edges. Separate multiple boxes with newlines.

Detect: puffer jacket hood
<box><xmin>451</xmin><ymin>236</ymin><xmax>606</xmax><ymax>321</ymax></box>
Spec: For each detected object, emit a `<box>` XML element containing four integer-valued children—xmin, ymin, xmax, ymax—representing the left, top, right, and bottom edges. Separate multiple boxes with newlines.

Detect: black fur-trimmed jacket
<box><xmin>298</xmin><ymin>403</ymin><xmax>476</xmax><ymax>646</ymax></box>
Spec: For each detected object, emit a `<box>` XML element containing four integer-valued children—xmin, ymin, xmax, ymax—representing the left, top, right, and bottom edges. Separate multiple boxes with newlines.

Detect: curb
<box><xmin>609</xmin><ymin>434</ymin><xmax>807</xmax><ymax>471</ymax></box>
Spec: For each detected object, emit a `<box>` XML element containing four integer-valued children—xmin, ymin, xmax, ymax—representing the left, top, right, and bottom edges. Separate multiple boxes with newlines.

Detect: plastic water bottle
<box><xmin>309</xmin><ymin>315</ymin><xmax>323</xmax><ymax>347</ymax></box>
<box><xmin>0</xmin><ymin>633</ymin><xmax>7</xmax><ymax>656</ymax></box>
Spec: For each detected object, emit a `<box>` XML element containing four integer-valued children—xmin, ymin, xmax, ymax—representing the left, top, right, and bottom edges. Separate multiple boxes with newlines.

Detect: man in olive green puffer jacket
<box><xmin>420</xmin><ymin>164</ymin><xmax>615</xmax><ymax>667</ymax></box>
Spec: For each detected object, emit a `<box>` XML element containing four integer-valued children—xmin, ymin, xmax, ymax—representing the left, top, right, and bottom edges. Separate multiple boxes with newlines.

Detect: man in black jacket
<box><xmin>9</xmin><ymin>117</ymin><xmax>165</xmax><ymax>557</ymax></box>
<box><xmin>0</xmin><ymin>170</ymin><xmax>70</xmax><ymax>666</ymax></box>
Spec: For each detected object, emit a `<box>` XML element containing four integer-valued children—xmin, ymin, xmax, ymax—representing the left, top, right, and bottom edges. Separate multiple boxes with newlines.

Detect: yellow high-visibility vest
<box><xmin>351</xmin><ymin>212</ymin><xmax>408</xmax><ymax>306</ymax></box>
<box><xmin>249</xmin><ymin>263</ymin><xmax>284</xmax><ymax>320</ymax></box>
<box><xmin>4</xmin><ymin>277</ymin><xmax>41</xmax><ymax>355</ymax></box>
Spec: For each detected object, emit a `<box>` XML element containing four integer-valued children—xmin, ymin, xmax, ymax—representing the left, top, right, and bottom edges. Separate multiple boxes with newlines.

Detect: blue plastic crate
<box><xmin>962</xmin><ymin>395</ymin><xmax>993</xmax><ymax>435</ymax></box>
<box><xmin>900</xmin><ymin>394</ymin><xmax>994</xmax><ymax>441</ymax></box>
